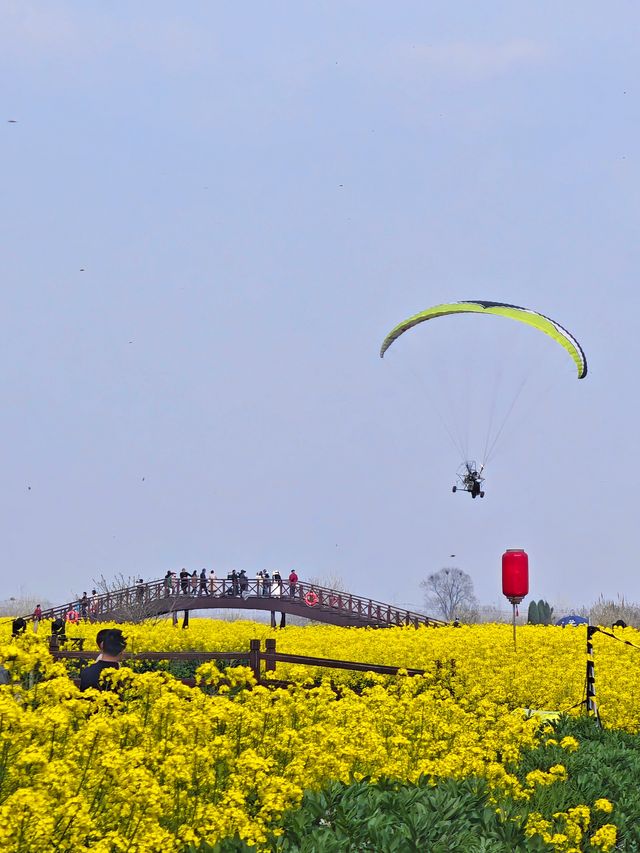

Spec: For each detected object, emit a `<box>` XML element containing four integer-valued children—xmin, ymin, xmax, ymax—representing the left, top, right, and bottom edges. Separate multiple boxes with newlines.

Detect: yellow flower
<box><xmin>590</xmin><ymin>824</ymin><xmax>617</xmax><ymax>852</ymax></box>
<box><xmin>1</xmin><ymin>619</ymin><xmax>637</xmax><ymax>850</ymax></box>
<box><xmin>593</xmin><ymin>798</ymin><xmax>614</xmax><ymax>813</ymax></box>
<box><xmin>559</xmin><ymin>735</ymin><xmax>579</xmax><ymax>752</ymax></box>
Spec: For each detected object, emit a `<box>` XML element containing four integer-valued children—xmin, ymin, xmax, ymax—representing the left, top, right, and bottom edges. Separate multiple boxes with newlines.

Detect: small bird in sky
<box><xmin>450</xmin><ymin>554</ymin><xmax>456</xmax><ymax>558</ymax></box>
<box><xmin>80</xmin><ymin>268</ymin><xmax>85</xmax><ymax>271</ymax></box>
<box><xmin>7</xmin><ymin>119</ymin><xmax>17</xmax><ymax>123</ymax></box>
<box><xmin>27</xmin><ymin>485</ymin><xmax>31</xmax><ymax>491</ymax></box>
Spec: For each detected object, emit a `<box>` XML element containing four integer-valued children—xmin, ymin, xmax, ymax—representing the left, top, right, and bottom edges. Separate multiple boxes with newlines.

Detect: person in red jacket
<box><xmin>288</xmin><ymin>570</ymin><xmax>298</xmax><ymax>598</ymax></box>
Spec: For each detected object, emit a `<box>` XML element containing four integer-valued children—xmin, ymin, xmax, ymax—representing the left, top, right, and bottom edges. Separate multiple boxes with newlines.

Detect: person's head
<box><xmin>101</xmin><ymin>629</ymin><xmax>127</xmax><ymax>658</ymax></box>
<box><xmin>96</xmin><ymin>629</ymin><xmax>109</xmax><ymax>649</ymax></box>
<box><xmin>12</xmin><ymin>617</ymin><xmax>27</xmax><ymax>636</ymax></box>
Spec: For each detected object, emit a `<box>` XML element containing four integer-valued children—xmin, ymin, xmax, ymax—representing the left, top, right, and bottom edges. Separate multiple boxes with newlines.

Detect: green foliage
<box><xmin>537</xmin><ymin>600</ymin><xmax>554</xmax><ymax>625</ymax></box>
<box><xmin>194</xmin><ymin>778</ymin><xmax>552</xmax><ymax>852</ymax></box>
<box><xmin>513</xmin><ymin>716</ymin><xmax>640</xmax><ymax>851</ymax></box>
<box><xmin>528</xmin><ymin>600</ymin><xmax>554</xmax><ymax>625</ymax></box>
<box><xmin>271</xmin><ymin>778</ymin><xmax>552</xmax><ymax>852</ymax></box>
<box><xmin>192</xmin><ymin>716</ymin><xmax>640</xmax><ymax>852</ymax></box>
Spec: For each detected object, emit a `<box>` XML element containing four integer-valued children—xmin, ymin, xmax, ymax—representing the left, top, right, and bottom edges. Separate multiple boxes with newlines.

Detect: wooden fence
<box><xmin>52</xmin><ymin>639</ymin><xmax>456</xmax><ymax>687</ymax></box>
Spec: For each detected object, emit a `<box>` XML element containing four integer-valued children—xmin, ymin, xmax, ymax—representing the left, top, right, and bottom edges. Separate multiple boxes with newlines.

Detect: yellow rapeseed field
<box><xmin>0</xmin><ymin>620</ymin><xmax>637</xmax><ymax>851</ymax></box>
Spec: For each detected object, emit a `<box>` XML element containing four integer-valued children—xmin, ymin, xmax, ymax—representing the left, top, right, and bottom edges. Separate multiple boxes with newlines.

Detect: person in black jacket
<box><xmin>79</xmin><ymin>629</ymin><xmax>127</xmax><ymax>691</ymax></box>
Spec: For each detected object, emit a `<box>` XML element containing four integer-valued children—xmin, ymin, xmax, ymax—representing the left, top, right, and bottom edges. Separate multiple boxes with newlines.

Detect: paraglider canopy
<box><xmin>380</xmin><ymin>300</ymin><xmax>587</xmax><ymax>379</ymax></box>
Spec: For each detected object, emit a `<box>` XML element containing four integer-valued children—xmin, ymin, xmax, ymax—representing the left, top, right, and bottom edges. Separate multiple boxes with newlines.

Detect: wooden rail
<box><xmin>50</xmin><ymin>639</ymin><xmax>456</xmax><ymax>686</ymax></box>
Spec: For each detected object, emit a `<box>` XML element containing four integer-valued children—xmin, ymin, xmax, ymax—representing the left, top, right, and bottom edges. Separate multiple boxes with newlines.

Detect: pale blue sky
<box><xmin>2</xmin><ymin>2</ymin><xmax>639</xmax><ymax>611</ymax></box>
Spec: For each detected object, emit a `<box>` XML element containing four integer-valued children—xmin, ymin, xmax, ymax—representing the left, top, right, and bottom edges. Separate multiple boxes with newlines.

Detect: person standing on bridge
<box><xmin>163</xmin><ymin>571</ymin><xmax>172</xmax><ymax>596</ymax></box>
<box><xmin>209</xmin><ymin>569</ymin><xmax>217</xmax><ymax>595</ymax></box>
<box><xmin>32</xmin><ymin>604</ymin><xmax>42</xmax><ymax>632</ymax></box>
<box><xmin>239</xmin><ymin>570</ymin><xmax>248</xmax><ymax>598</ymax></box>
<box><xmin>80</xmin><ymin>592</ymin><xmax>89</xmax><ymax>620</ymax></box>
<box><xmin>288</xmin><ymin>570</ymin><xmax>298</xmax><ymax>598</ymax></box>
<box><xmin>180</xmin><ymin>569</ymin><xmax>189</xmax><ymax>595</ymax></box>
<box><xmin>89</xmin><ymin>589</ymin><xmax>99</xmax><ymax>621</ymax></box>
<box><xmin>190</xmin><ymin>571</ymin><xmax>198</xmax><ymax>595</ymax></box>
<box><xmin>199</xmin><ymin>568</ymin><xmax>208</xmax><ymax>595</ymax></box>
<box><xmin>272</xmin><ymin>571</ymin><xmax>282</xmax><ymax>598</ymax></box>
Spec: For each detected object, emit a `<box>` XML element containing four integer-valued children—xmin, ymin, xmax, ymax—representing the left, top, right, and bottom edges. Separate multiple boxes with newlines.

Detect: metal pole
<box><xmin>586</xmin><ymin>626</ymin><xmax>602</xmax><ymax>727</ymax></box>
<box><xmin>512</xmin><ymin>602</ymin><xmax>517</xmax><ymax>651</ymax></box>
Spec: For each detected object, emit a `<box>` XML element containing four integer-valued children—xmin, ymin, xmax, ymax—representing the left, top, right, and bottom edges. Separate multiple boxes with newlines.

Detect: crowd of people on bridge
<box><xmin>161</xmin><ymin>568</ymin><xmax>299</xmax><ymax>599</ymax></box>
<box><xmin>16</xmin><ymin>569</ymin><xmax>302</xmax><ymax>633</ymax></box>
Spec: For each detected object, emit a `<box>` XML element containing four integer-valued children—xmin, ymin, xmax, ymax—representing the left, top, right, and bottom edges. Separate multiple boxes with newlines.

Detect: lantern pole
<box><xmin>508</xmin><ymin>596</ymin><xmax>523</xmax><ymax>651</ymax></box>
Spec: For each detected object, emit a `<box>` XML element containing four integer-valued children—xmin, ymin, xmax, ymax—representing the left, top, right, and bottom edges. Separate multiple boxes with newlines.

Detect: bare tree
<box><xmin>0</xmin><ymin>596</ymin><xmax>51</xmax><ymax>618</ymax></box>
<box><xmin>420</xmin><ymin>567</ymin><xmax>478</xmax><ymax>622</ymax></box>
<box><xmin>90</xmin><ymin>573</ymin><xmax>168</xmax><ymax>624</ymax></box>
<box><xmin>305</xmin><ymin>573</ymin><xmax>349</xmax><ymax>593</ymax></box>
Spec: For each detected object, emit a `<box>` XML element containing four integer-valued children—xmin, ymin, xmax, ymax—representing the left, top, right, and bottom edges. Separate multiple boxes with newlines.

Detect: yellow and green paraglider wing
<box><xmin>379</xmin><ymin>300</ymin><xmax>587</xmax><ymax>378</ymax></box>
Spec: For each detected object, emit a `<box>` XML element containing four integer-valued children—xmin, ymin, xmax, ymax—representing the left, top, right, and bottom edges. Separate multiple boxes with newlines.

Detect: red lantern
<box><xmin>502</xmin><ymin>549</ymin><xmax>529</xmax><ymax>604</ymax></box>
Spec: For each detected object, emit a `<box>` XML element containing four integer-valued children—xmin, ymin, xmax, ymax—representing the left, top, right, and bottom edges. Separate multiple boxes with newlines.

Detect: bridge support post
<box><xmin>182</xmin><ymin>610</ymin><xmax>190</xmax><ymax>630</ymax></box>
<box><xmin>265</xmin><ymin>637</ymin><xmax>276</xmax><ymax>675</ymax></box>
<box><xmin>249</xmin><ymin>639</ymin><xmax>261</xmax><ymax>684</ymax></box>
<box><xmin>279</xmin><ymin>611</ymin><xmax>286</xmax><ymax>628</ymax></box>
<box><xmin>172</xmin><ymin>610</ymin><xmax>178</xmax><ymax>626</ymax></box>
<box><xmin>270</xmin><ymin>610</ymin><xmax>276</xmax><ymax>629</ymax></box>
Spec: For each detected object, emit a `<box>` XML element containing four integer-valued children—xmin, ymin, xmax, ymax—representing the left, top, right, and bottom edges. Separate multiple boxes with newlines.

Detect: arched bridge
<box><xmin>35</xmin><ymin>577</ymin><xmax>446</xmax><ymax>629</ymax></box>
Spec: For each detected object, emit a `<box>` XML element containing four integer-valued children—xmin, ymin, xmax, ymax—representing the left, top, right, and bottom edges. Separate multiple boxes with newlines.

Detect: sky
<box><xmin>1</xmin><ymin>1</ymin><xmax>639</xmax><ymax>613</ymax></box>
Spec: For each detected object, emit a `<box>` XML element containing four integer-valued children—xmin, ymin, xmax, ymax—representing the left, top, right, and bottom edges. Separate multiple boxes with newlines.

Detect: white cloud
<box><xmin>393</xmin><ymin>38</ymin><xmax>548</xmax><ymax>82</ymax></box>
<box><xmin>0</xmin><ymin>1</ymin><xmax>213</xmax><ymax>72</ymax></box>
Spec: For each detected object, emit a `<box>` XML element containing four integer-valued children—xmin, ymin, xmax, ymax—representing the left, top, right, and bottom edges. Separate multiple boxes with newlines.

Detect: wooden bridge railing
<box><xmin>26</xmin><ymin>577</ymin><xmax>446</xmax><ymax>628</ymax></box>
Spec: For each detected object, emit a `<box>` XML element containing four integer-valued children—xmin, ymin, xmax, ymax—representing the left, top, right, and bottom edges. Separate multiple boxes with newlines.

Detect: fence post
<box><xmin>249</xmin><ymin>639</ymin><xmax>261</xmax><ymax>684</ymax></box>
<box><xmin>585</xmin><ymin>626</ymin><xmax>602</xmax><ymax>727</ymax></box>
<box><xmin>265</xmin><ymin>638</ymin><xmax>276</xmax><ymax>674</ymax></box>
